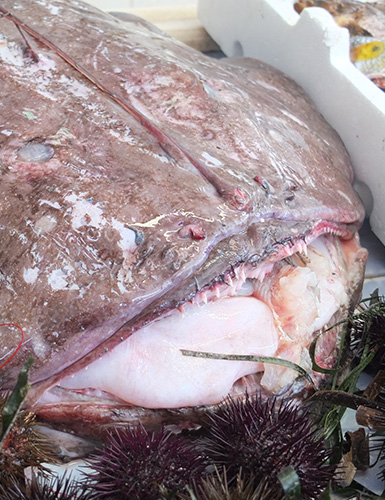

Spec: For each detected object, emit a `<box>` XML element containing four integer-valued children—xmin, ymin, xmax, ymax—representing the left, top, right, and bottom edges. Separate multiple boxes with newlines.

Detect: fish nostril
<box><xmin>17</xmin><ymin>143</ymin><xmax>54</xmax><ymax>163</ymax></box>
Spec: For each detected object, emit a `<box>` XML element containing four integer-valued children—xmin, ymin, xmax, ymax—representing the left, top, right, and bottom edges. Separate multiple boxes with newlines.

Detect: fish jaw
<box><xmin>29</xmin><ymin>229</ymin><xmax>367</xmax><ymax>426</ymax></box>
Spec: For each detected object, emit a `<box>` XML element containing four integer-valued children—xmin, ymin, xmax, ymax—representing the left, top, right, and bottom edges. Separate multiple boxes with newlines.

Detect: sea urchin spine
<box><xmin>86</xmin><ymin>425</ymin><xmax>207</xmax><ymax>500</ymax></box>
<box><xmin>202</xmin><ymin>393</ymin><xmax>336</xmax><ymax>499</ymax></box>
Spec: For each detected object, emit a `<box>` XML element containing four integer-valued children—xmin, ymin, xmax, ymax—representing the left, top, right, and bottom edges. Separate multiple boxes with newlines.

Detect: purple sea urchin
<box><xmin>203</xmin><ymin>394</ymin><xmax>335</xmax><ymax>500</ymax></box>
<box><xmin>0</xmin><ymin>474</ymin><xmax>93</xmax><ymax>500</ymax></box>
<box><xmin>86</xmin><ymin>425</ymin><xmax>207</xmax><ymax>499</ymax></box>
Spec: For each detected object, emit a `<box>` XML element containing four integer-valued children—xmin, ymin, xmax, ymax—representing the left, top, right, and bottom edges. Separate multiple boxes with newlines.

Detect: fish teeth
<box><xmin>224</xmin><ymin>274</ymin><xmax>233</xmax><ymax>287</ymax></box>
<box><xmin>294</xmin><ymin>241</ymin><xmax>302</xmax><ymax>254</ymax></box>
<box><xmin>190</xmin><ymin>295</ymin><xmax>200</xmax><ymax>307</ymax></box>
<box><xmin>201</xmin><ymin>291</ymin><xmax>208</xmax><ymax>304</ymax></box>
<box><xmin>283</xmin><ymin>245</ymin><xmax>292</xmax><ymax>256</ymax></box>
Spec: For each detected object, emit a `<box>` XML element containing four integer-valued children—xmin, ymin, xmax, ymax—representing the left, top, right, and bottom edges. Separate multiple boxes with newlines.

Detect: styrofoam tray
<box><xmin>198</xmin><ymin>0</ymin><xmax>385</xmax><ymax>246</ymax></box>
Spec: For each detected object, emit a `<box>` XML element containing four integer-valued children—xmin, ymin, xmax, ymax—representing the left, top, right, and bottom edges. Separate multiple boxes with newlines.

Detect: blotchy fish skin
<box><xmin>0</xmin><ymin>0</ymin><xmax>366</xmax><ymax>423</ymax></box>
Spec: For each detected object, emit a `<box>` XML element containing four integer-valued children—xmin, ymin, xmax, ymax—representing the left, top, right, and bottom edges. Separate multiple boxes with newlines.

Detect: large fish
<box><xmin>0</xmin><ymin>0</ymin><xmax>367</xmax><ymax>434</ymax></box>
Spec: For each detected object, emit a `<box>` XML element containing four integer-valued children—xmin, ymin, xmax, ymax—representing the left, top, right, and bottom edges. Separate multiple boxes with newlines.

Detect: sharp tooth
<box><xmin>191</xmin><ymin>295</ymin><xmax>200</xmax><ymax>306</ymax></box>
<box><xmin>296</xmin><ymin>240</ymin><xmax>304</xmax><ymax>255</ymax></box>
<box><xmin>240</xmin><ymin>267</ymin><xmax>246</xmax><ymax>282</ymax></box>
<box><xmin>214</xmin><ymin>284</ymin><xmax>221</xmax><ymax>298</ymax></box>
<box><xmin>178</xmin><ymin>304</ymin><xmax>185</xmax><ymax>316</ymax></box>
<box><xmin>284</xmin><ymin>246</ymin><xmax>292</xmax><ymax>256</ymax></box>
<box><xmin>201</xmin><ymin>291</ymin><xmax>208</xmax><ymax>304</ymax></box>
<box><xmin>225</xmin><ymin>275</ymin><xmax>233</xmax><ymax>287</ymax></box>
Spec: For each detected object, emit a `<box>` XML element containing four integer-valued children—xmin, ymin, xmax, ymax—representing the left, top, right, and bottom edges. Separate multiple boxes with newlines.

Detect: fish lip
<box><xmin>32</xmin><ymin>381</ymin><xmax>315</xmax><ymax>440</ymax></box>
<box><xmin>24</xmin><ymin>218</ymin><xmax>361</xmax><ymax>411</ymax></box>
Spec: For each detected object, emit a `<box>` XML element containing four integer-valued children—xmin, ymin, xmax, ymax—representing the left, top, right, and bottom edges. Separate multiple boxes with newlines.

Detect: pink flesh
<box><xmin>59</xmin><ymin>296</ymin><xmax>278</xmax><ymax>408</ymax></box>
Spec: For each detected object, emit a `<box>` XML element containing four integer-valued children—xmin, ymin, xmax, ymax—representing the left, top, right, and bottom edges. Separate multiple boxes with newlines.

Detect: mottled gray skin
<box><xmin>0</xmin><ymin>0</ymin><xmax>365</xmax><ymax>400</ymax></box>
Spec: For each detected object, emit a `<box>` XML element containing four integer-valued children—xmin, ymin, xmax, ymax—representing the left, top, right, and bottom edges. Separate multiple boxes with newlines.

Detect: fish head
<box><xmin>0</xmin><ymin>0</ymin><xmax>367</xmax><ymax>432</ymax></box>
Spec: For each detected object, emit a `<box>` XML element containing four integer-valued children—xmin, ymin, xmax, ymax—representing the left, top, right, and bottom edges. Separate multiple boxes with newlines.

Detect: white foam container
<box><xmin>198</xmin><ymin>0</ymin><xmax>385</xmax><ymax>245</ymax></box>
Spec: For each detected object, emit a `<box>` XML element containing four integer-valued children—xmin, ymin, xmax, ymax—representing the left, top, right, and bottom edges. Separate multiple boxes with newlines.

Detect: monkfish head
<box><xmin>0</xmin><ymin>0</ymin><xmax>367</xmax><ymax>434</ymax></box>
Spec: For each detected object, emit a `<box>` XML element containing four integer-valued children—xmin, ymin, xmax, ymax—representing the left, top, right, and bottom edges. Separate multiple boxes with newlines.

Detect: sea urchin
<box><xmin>0</xmin><ymin>400</ymin><xmax>55</xmax><ymax>492</ymax></box>
<box><xmin>86</xmin><ymin>425</ymin><xmax>207</xmax><ymax>500</ymax></box>
<box><xmin>202</xmin><ymin>393</ymin><xmax>335</xmax><ymax>499</ymax></box>
<box><xmin>0</xmin><ymin>474</ymin><xmax>93</xmax><ymax>500</ymax></box>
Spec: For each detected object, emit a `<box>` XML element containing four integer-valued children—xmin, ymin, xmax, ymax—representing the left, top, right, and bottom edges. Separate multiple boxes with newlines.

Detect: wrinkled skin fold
<box><xmin>0</xmin><ymin>0</ymin><xmax>367</xmax><ymax>431</ymax></box>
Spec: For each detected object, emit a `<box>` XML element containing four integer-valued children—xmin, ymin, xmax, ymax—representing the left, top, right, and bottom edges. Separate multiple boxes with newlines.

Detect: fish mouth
<box><xmin>31</xmin><ymin>222</ymin><xmax>368</xmax><ymax>434</ymax></box>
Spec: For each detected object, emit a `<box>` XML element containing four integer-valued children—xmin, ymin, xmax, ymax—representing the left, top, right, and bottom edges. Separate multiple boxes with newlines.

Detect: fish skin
<box><xmin>0</xmin><ymin>0</ymin><xmax>365</xmax><ymax>396</ymax></box>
